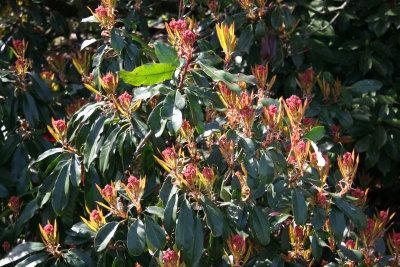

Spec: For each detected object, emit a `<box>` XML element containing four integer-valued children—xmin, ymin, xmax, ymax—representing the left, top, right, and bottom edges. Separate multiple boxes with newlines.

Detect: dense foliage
<box><xmin>0</xmin><ymin>0</ymin><xmax>399</xmax><ymax>266</ymax></box>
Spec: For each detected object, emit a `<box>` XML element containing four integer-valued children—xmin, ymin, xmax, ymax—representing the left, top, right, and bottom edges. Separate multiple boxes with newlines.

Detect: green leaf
<box><xmin>350</xmin><ymin>79</ymin><xmax>382</xmax><ymax>94</ymax></box>
<box><xmin>15</xmin><ymin>252</ymin><xmax>48</xmax><ymax>267</ymax></box>
<box><xmin>23</xmin><ymin>92</ymin><xmax>39</xmax><ymax>127</ymax></box>
<box><xmin>161</xmin><ymin>91</ymin><xmax>185</xmax><ymax>133</ymax></box>
<box><xmin>127</xmin><ymin>219</ymin><xmax>146</xmax><ymax>256</ymax></box>
<box><xmin>311</xmin><ymin>233</ymin><xmax>323</xmax><ymax>262</ymax></box>
<box><xmin>0</xmin><ymin>242</ymin><xmax>45</xmax><ymax>266</ymax></box>
<box><xmin>95</xmin><ymin>222</ymin><xmax>120</xmax><ymax>252</ymax></box>
<box><xmin>83</xmin><ymin>116</ymin><xmax>107</xmax><ymax>168</ymax></box>
<box><xmin>29</xmin><ymin>73</ymin><xmax>51</xmax><ymax>102</ymax></box>
<box><xmin>183</xmin><ymin>216</ymin><xmax>203</xmax><ymax>266</ymax></box>
<box><xmin>304</xmin><ymin>126</ymin><xmax>325</xmax><ymax>142</ymax></box>
<box><xmin>99</xmin><ymin>127</ymin><xmax>120</xmax><ymax>174</ymax></box>
<box><xmin>52</xmin><ymin>162</ymin><xmax>70</xmax><ymax>215</ymax></box>
<box><xmin>155</xmin><ymin>42</ymin><xmax>179</xmax><ymax>67</ymax></box>
<box><xmin>145</xmin><ymin>206</ymin><xmax>164</xmax><ymax>218</ymax></box>
<box><xmin>249</xmin><ymin>206</ymin><xmax>270</xmax><ymax>246</ymax></box>
<box><xmin>144</xmin><ymin>215</ymin><xmax>166</xmax><ymax>250</ymax></box>
<box><xmin>355</xmin><ymin>135</ymin><xmax>372</xmax><ymax>153</ymax></box>
<box><xmin>187</xmin><ymin>92</ymin><xmax>205</xmax><ymax>134</ymax></box>
<box><xmin>259</xmin><ymin>150</ymin><xmax>275</xmax><ymax>183</ymax></box>
<box><xmin>236</xmin><ymin>25</ymin><xmax>253</xmax><ymax>53</ymax></box>
<box><xmin>333</xmin><ymin>198</ymin><xmax>367</xmax><ymax>230</ymax></box>
<box><xmin>338</xmin><ymin>244</ymin><xmax>364</xmax><ymax>262</ymax></box>
<box><xmin>374</xmin><ymin>126</ymin><xmax>387</xmax><ymax>150</ymax></box>
<box><xmin>292</xmin><ymin>188</ymin><xmax>309</xmax><ymax>225</ymax></box>
<box><xmin>69</xmin><ymin>155</ymin><xmax>82</xmax><ymax>188</ymax></box>
<box><xmin>110</xmin><ymin>28</ymin><xmax>124</xmax><ymax>52</ymax></box>
<box><xmin>81</xmin><ymin>38</ymin><xmax>98</xmax><ymax>50</ymax></box>
<box><xmin>176</xmin><ymin>199</ymin><xmax>194</xmax><ymax>251</ymax></box>
<box><xmin>329</xmin><ymin>207</ymin><xmax>345</xmax><ymax>241</ymax></box>
<box><xmin>29</xmin><ymin>148</ymin><xmax>64</xmax><ymax>169</ymax></box>
<box><xmin>200</xmin><ymin>195</ymin><xmax>224</xmax><ymax>237</ymax></box>
<box><xmin>163</xmin><ymin>193</ymin><xmax>178</xmax><ymax>234</ymax></box>
<box><xmin>199</xmin><ymin>63</ymin><xmax>256</xmax><ymax>95</ymax></box>
<box><xmin>119</xmin><ymin>63</ymin><xmax>176</xmax><ymax>86</ymax></box>
<box><xmin>311</xmin><ymin>206</ymin><xmax>326</xmax><ymax>230</ymax></box>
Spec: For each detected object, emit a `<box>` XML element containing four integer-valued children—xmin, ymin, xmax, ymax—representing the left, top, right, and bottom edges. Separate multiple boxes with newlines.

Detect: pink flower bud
<box><xmin>268</xmin><ymin>105</ymin><xmax>277</xmax><ymax>117</ymax></box>
<box><xmin>91</xmin><ymin>210</ymin><xmax>101</xmax><ymax>222</ymax></box>
<box><xmin>162</xmin><ymin>147</ymin><xmax>177</xmax><ymax>160</ymax></box>
<box><xmin>286</xmin><ymin>95</ymin><xmax>302</xmax><ymax>111</ymax></box>
<box><xmin>316</xmin><ymin>193</ymin><xmax>328</xmax><ymax>209</ymax></box>
<box><xmin>12</xmin><ymin>39</ymin><xmax>24</xmax><ymax>52</ymax></box>
<box><xmin>118</xmin><ymin>91</ymin><xmax>133</xmax><ymax>109</ymax></box>
<box><xmin>8</xmin><ymin>196</ymin><xmax>19</xmax><ymax>209</ymax></box>
<box><xmin>393</xmin><ymin>233</ymin><xmax>400</xmax><ymax>244</ymax></box>
<box><xmin>300</xmin><ymin>67</ymin><xmax>314</xmax><ymax>85</ymax></box>
<box><xmin>182</xmin><ymin>30</ymin><xmax>196</xmax><ymax>46</ymax></box>
<box><xmin>346</xmin><ymin>239</ymin><xmax>355</xmax><ymax>249</ymax></box>
<box><xmin>351</xmin><ymin>188</ymin><xmax>364</xmax><ymax>199</ymax></box>
<box><xmin>365</xmin><ymin>219</ymin><xmax>375</xmax><ymax>235</ymax></box>
<box><xmin>303</xmin><ymin>117</ymin><xmax>314</xmax><ymax>127</ymax></box>
<box><xmin>293</xmin><ymin>226</ymin><xmax>303</xmax><ymax>240</ymax></box>
<box><xmin>232</xmin><ymin>234</ymin><xmax>245</xmax><ymax>252</ymax></box>
<box><xmin>102</xmin><ymin>185</ymin><xmax>113</xmax><ymax>199</ymax></box>
<box><xmin>176</xmin><ymin>20</ymin><xmax>187</xmax><ymax>31</ymax></box>
<box><xmin>95</xmin><ymin>94</ymin><xmax>103</xmax><ymax>102</ymax></box>
<box><xmin>297</xmin><ymin>141</ymin><xmax>306</xmax><ymax>154</ymax></box>
<box><xmin>184</xmin><ymin>164</ymin><xmax>197</xmax><ymax>184</ymax></box>
<box><xmin>343</xmin><ymin>152</ymin><xmax>353</xmax><ymax>169</ymax></box>
<box><xmin>44</xmin><ymin>223</ymin><xmax>54</xmax><ymax>236</ymax></box>
<box><xmin>102</xmin><ymin>74</ymin><xmax>114</xmax><ymax>87</ymax></box>
<box><xmin>95</xmin><ymin>5</ymin><xmax>108</xmax><ymax>19</ymax></box>
<box><xmin>163</xmin><ymin>250</ymin><xmax>179</xmax><ymax>266</ymax></box>
<box><xmin>2</xmin><ymin>241</ymin><xmax>10</xmax><ymax>252</ymax></box>
<box><xmin>379</xmin><ymin>211</ymin><xmax>388</xmax><ymax>222</ymax></box>
<box><xmin>53</xmin><ymin>120</ymin><xmax>66</xmax><ymax>133</ymax></box>
<box><xmin>202</xmin><ymin>167</ymin><xmax>212</xmax><ymax>181</ymax></box>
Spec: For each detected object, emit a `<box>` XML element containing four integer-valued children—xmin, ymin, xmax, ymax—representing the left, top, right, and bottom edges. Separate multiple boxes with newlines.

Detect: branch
<box><xmin>133</xmin><ymin>129</ymin><xmax>153</xmax><ymax>159</ymax></box>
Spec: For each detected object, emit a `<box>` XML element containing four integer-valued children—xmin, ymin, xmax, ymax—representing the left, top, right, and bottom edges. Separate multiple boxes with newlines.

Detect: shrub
<box><xmin>0</xmin><ymin>0</ymin><xmax>399</xmax><ymax>266</ymax></box>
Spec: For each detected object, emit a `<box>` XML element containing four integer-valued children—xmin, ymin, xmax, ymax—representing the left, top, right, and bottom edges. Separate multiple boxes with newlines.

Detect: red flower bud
<box><xmin>2</xmin><ymin>241</ymin><xmax>10</xmax><ymax>253</ymax></box>
<box><xmin>44</xmin><ymin>223</ymin><xmax>54</xmax><ymax>236</ymax></box>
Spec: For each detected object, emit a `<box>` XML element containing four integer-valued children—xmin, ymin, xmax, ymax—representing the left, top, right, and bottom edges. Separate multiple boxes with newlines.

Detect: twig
<box><xmin>133</xmin><ymin>129</ymin><xmax>153</xmax><ymax>158</ymax></box>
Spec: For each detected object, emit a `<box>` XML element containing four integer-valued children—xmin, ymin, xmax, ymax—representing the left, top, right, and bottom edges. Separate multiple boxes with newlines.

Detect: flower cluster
<box><xmin>162</xmin><ymin>250</ymin><xmax>179</xmax><ymax>267</ymax></box>
<box><xmin>337</xmin><ymin>151</ymin><xmax>359</xmax><ymax>195</ymax></box>
<box><xmin>8</xmin><ymin>196</ymin><xmax>21</xmax><ymax>219</ymax></box>
<box><xmin>10</xmin><ymin>39</ymin><xmax>31</xmax><ymax>90</ymax></box>
<box><xmin>96</xmin><ymin>182</ymin><xmax>128</xmax><ymax>218</ymax></box>
<box><xmin>81</xmin><ymin>205</ymin><xmax>106</xmax><ymax>231</ymax></box>
<box><xmin>39</xmin><ymin>220</ymin><xmax>62</xmax><ymax>257</ymax></box>
<box><xmin>88</xmin><ymin>0</ymin><xmax>117</xmax><ymax>33</ymax></box>
<box><xmin>165</xmin><ymin>18</ymin><xmax>196</xmax><ymax>59</ymax></box>
<box><xmin>120</xmin><ymin>175</ymin><xmax>146</xmax><ymax>212</ymax></box>
<box><xmin>224</xmin><ymin>234</ymin><xmax>251</xmax><ymax>267</ymax></box>
<box><xmin>296</xmin><ymin>67</ymin><xmax>315</xmax><ymax>98</ymax></box>
<box><xmin>251</xmin><ymin>64</ymin><xmax>275</xmax><ymax>99</ymax></box>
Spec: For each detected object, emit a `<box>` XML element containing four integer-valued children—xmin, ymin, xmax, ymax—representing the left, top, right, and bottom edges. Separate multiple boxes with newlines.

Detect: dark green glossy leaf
<box><xmin>292</xmin><ymin>188</ymin><xmax>309</xmax><ymax>225</ymax></box>
<box><xmin>0</xmin><ymin>242</ymin><xmax>45</xmax><ymax>266</ymax></box>
<box><xmin>183</xmin><ymin>216</ymin><xmax>203</xmax><ymax>266</ymax></box>
<box><xmin>259</xmin><ymin>150</ymin><xmax>274</xmax><ymax>184</ymax></box>
<box><xmin>15</xmin><ymin>252</ymin><xmax>48</xmax><ymax>267</ymax></box>
<box><xmin>99</xmin><ymin>127</ymin><xmax>120</xmax><ymax>173</ymax></box>
<box><xmin>111</xmin><ymin>28</ymin><xmax>124</xmax><ymax>52</ymax></box>
<box><xmin>163</xmin><ymin>193</ymin><xmax>178</xmax><ymax>234</ymax></box>
<box><xmin>127</xmin><ymin>219</ymin><xmax>146</xmax><ymax>256</ymax></box>
<box><xmin>333</xmin><ymin>198</ymin><xmax>367</xmax><ymax>230</ymax></box>
<box><xmin>311</xmin><ymin>233</ymin><xmax>323</xmax><ymax>262</ymax></box>
<box><xmin>329</xmin><ymin>207</ymin><xmax>345</xmax><ymax>241</ymax></box>
<box><xmin>311</xmin><ymin>206</ymin><xmax>326</xmax><ymax>230</ymax></box>
<box><xmin>83</xmin><ymin>116</ymin><xmax>107</xmax><ymax>167</ymax></box>
<box><xmin>95</xmin><ymin>222</ymin><xmax>120</xmax><ymax>252</ymax></box>
<box><xmin>200</xmin><ymin>195</ymin><xmax>224</xmax><ymax>237</ymax></box>
<box><xmin>249</xmin><ymin>206</ymin><xmax>270</xmax><ymax>246</ymax></box>
<box><xmin>350</xmin><ymin>79</ymin><xmax>382</xmax><ymax>94</ymax></box>
<box><xmin>176</xmin><ymin>199</ymin><xmax>194</xmax><ymax>251</ymax></box>
<box><xmin>52</xmin><ymin>162</ymin><xmax>70</xmax><ymax>215</ymax></box>
<box><xmin>144</xmin><ymin>215</ymin><xmax>166</xmax><ymax>250</ymax></box>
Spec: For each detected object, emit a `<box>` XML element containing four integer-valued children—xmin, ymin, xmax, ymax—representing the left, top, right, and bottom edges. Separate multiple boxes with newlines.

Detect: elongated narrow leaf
<box><xmin>333</xmin><ymin>198</ymin><xmax>367</xmax><ymax>230</ymax></box>
<box><xmin>176</xmin><ymin>199</ymin><xmax>194</xmax><ymax>251</ymax></box>
<box><xmin>0</xmin><ymin>242</ymin><xmax>45</xmax><ymax>266</ymax></box>
<box><xmin>350</xmin><ymin>79</ymin><xmax>382</xmax><ymax>94</ymax></box>
<box><xmin>311</xmin><ymin>233</ymin><xmax>323</xmax><ymax>262</ymax></box>
<box><xmin>15</xmin><ymin>252</ymin><xmax>48</xmax><ymax>267</ymax></box>
<box><xmin>329</xmin><ymin>207</ymin><xmax>345</xmax><ymax>241</ymax></box>
<box><xmin>83</xmin><ymin>116</ymin><xmax>107</xmax><ymax>167</ymax></box>
<box><xmin>52</xmin><ymin>162</ymin><xmax>70</xmax><ymax>215</ymax></box>
<box><xmin>99</xmin><ymin>127</ymin><xmax>120</xmax><ymax>174</ymax></box>
<box><xmin>119</xmin><ymin>63</ymin><xmax>176</xmax><ymax>86</ymax></box>
<box><xmin>249</xmin><ymin>206</ymin><xmax>270</xmax><ymax>245</ymax></box>
<box><xmin>95</xmin><ymin>222</ymin><xmax>120</xmax><ymax>252</ymax></box>
<box><xmin>292</xmin><ymin>188</ymin><xmax>309</xmax><ymax>225</ymax></box>
<box><xmin>187</xmin><ymin>92</ymin><xmax>205</xmax><ymax>133</ymax></box>
<box><xmin>164</xmin><ymin>193</ymin><xmax>178</xmax><ymax>234</ymax></box>
<box><xmin>144</xmin><ymin>215</ymin><xmax>166</xmax><ymax>250</ymax></box>
<box><xmin>29</xmin><ymin>148</ymin><xmax>64</xmax><ymax>168</ymax></box>
<box><xmin>127</xmin><ymin>219</ymin><xmax>146</xmax><ymax>256</ymax></box>
<box><xmin>259</xmin><ymin>150</ymin><xmax>274</xmax><ymax>183</ymax></box>
<box><xmin>183</xmin><ymin>216</ymin><xmax>203</xmax><ymax>267</ymax></box>
<box><xmin>200</xmin><ymin>195</ymin><xmax>224</xmax><ymax>237</ymax></box>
